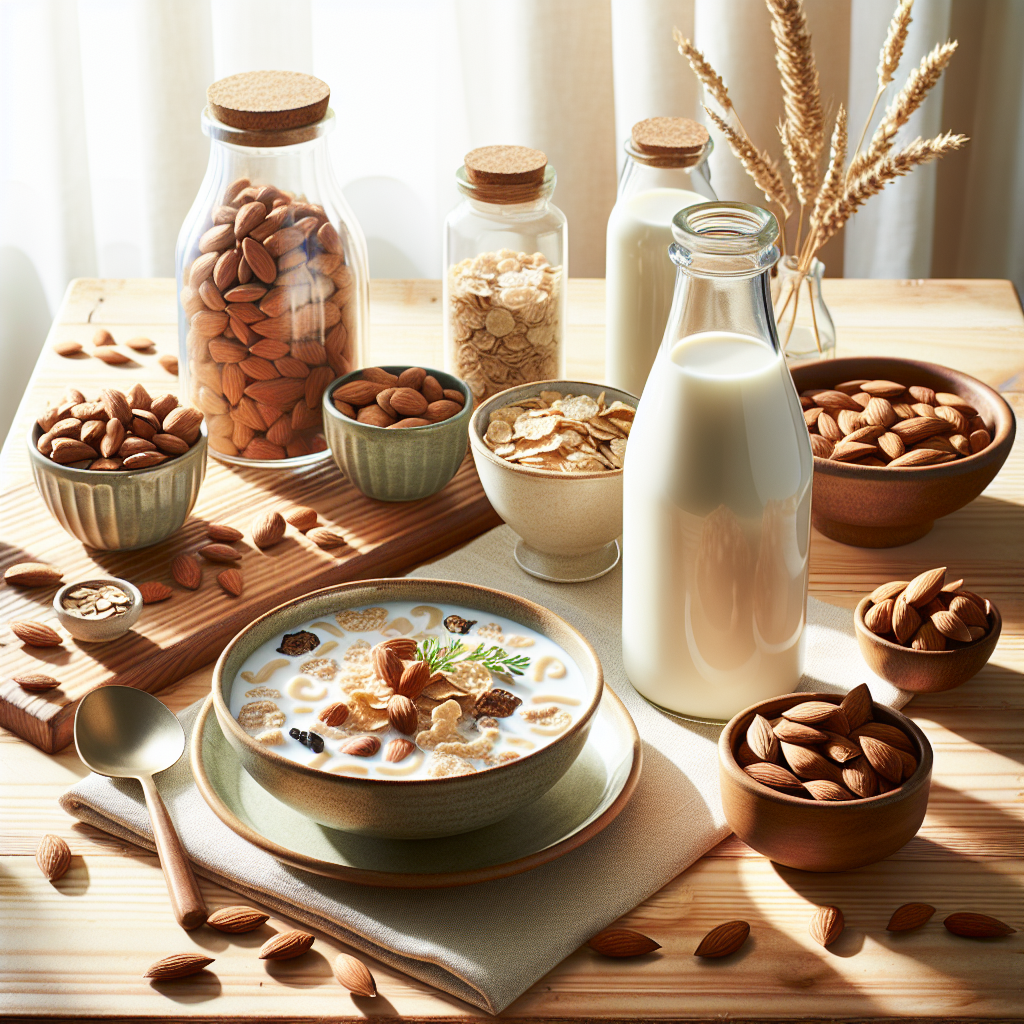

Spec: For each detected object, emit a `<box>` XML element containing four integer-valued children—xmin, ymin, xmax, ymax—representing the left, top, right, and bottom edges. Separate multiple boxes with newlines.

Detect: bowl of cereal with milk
<box><xmin>469</xmin><ymin>380</ymin><xmax>636</xmax><ymax>583</ymax></box>
<box><xmin>211</xmin><ymin>579</ymin><xmax>603</xmax><ymax>840</ymax></box>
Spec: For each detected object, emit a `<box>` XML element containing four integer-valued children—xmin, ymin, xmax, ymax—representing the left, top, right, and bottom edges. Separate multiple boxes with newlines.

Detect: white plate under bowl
<box><xmin>191</xmin><ymin>688</ymin><xmax>641</xmax><ymax>888</ymax></box>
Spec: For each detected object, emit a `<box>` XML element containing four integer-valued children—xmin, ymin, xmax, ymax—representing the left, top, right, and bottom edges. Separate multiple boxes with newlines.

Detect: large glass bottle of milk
<box><xmin>605</xmin><ymin>118</ymin><xmax>716</xmax><ymax>399</ymax></box>
<box><xmin>622</xmin><ymin>202</ymin><xmax>812</xmax><ymax>723</ymax></box>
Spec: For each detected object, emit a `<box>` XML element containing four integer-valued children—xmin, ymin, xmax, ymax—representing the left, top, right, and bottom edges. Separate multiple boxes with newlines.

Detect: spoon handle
<box><xmin>139</xmin><ymin>773</ymin><xmax>208</xmax><ymax>930</ymax></box>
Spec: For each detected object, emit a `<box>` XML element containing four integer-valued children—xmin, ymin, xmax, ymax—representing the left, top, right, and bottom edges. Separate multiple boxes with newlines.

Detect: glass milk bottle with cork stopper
<box><xmin>175</xmin><ymin>70</ymin><xmax>368</xmax><ymax>466</ymax></box>
<box><xmin>444</xmin><ymin>146</ymin><xmax>566</xmax><ymax>404</ymax></box>
<box><xmin>605</xmin><ymin>117</ymin><xmax>716</xmax><ymax>399</ymax></box>
<box><xmin>621</xmin><ymin>202</ymin><xmax>812</xmax><ymax>723</ymax></box>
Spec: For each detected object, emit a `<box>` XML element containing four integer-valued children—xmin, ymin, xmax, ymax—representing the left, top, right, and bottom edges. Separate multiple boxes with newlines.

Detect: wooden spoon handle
<box><xmin>139</xmin><ymin>773</ymin><xmax>208</xmax><ymax>930</ymax></box>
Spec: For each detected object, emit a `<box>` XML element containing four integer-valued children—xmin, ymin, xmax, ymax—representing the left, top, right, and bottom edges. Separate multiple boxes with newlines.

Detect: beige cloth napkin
<box><xmin>60</xmin><ymin>525</ymin><xmax>912</xmax><ymax>1015</ymax></box>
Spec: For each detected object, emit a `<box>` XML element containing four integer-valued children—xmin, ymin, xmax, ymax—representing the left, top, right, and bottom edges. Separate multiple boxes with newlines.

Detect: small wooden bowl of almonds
<box><xmin>790</xmin><ymin>357</ymin><xmax>1014</xmax><ymax>548</ymax></box>
<box><xmin>855</xmin><ymin>566</ymin><xmax>1001</xmax><ymax>693</ymax></box>
<box><xmin>719</xmin><ymin>685</ymin><xmax>932</xmax><ymax>872</ymax></box>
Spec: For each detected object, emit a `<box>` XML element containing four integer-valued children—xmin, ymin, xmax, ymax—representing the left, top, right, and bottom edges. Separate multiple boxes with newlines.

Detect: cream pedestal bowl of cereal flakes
<box><xmin>470</xmin><ymin>380</ymin><xmax>636</xmax><ymax>583</ymax></box>
<box><xmin>211</xmin><ymin>579</ymin><xmax>604</xmax><ymax>840</ymax></box>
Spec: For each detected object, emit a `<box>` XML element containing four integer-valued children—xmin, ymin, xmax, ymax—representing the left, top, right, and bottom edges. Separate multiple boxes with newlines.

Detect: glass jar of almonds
<box><xmin>443</xmin><ymin>146</ymin><xmax>567</xmax><ymax>404</ymax></box>
<box><xmin>175</xmin><ymin>71</ymin><xmax>368</xmax><ymax>466</ymax></box>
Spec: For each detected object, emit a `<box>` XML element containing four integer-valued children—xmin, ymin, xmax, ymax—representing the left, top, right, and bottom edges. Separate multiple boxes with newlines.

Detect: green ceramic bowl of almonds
<box><xmin>322</xmin><ymin>365</ymin><xmax>473</xmax><ymax>502</ymax></box>
<box><xmin>719</xmin><ymin>687</ymin><xmax>933</xmax><ymax>872</ymax></box>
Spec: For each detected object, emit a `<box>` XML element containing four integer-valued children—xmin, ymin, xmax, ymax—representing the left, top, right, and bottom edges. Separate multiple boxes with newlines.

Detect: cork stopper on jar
<box><xmin>463</xmin><ymin>146</ymin><xmax>549</xmax><ymax>203</ymax></box>
<box><xmin>630</xmin><ymin>117</ymin><xmax>710</xmax><ymax>166</ymax></box>
<box><xmin>207</xmin><ymin>71</ymin><xmax>330</xmax><ymax>131</ymax></box>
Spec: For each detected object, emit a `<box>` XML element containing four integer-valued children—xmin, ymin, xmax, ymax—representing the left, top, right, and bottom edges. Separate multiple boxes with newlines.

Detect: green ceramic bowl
<box><xmin>211</xmin><ymin>579</ymin><xmax>605</xmax><ymax>840</ymax></box>
<box><xmin>321</xmin><ymin>366</ymin><xmax>472</xmax><ymax>502</ymax></box>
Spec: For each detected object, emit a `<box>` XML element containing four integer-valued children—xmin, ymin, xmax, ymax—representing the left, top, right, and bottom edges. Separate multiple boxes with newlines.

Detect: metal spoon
<box><xmin>74</xmin><ymin>686</ymin><xmax>207</xmax><ymax>930</ymax></box>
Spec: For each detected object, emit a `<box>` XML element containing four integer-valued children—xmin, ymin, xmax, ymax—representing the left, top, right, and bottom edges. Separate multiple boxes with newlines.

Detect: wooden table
<box><xmin>1</xmin><ymin>278</ymin><xmax>1021</xmax><ymax>1021</ymax></box>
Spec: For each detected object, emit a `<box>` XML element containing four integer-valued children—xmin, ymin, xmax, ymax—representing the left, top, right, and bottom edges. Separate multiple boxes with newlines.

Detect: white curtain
<box><xmin>2</xmin><ymin>0</ymin><xmax>1021</xmax><ymax>439</ymax></box>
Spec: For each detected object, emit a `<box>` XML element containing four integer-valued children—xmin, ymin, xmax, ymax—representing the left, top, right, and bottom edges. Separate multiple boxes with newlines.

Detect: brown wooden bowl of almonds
<box><xmin>854</xmin><ymin>566</ymin><xmax>1002</xmax><ymax>693</ymax></box>
<box><xmin>789</xmin><ymin>357</ymin><xmax>1015</xmax><ymax>548</ymax></box>
<box><xmin>718</xmin><ymin>685</ymin><xmax>933</xmax><ymax>872</ymax></box>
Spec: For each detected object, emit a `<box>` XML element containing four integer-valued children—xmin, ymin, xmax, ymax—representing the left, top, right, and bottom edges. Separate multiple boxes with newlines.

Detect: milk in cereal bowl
<box><xmin>212</xmin><ymin>579</ymin><xmax>603</xmax><ymax>839</ymax></box>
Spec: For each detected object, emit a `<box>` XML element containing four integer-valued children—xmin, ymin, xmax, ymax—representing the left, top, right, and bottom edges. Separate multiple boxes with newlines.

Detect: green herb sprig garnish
<box><xmin>417</xmin><ymin>635</ymin><xmax>531</xmax><ymax>677</ymax></box>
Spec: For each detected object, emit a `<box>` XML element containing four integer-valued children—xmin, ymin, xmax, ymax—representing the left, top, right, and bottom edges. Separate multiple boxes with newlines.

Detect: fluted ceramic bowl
<box><xmin>322</xmin><ymin>366</ymin><xmax>472</xmax><ymax>502</ymax></box>
<box><xmin>469</xmin><ymin>380</ymin><xmax>637</xmax><ymax>583</ymax></box>
<box><xmin>28</xmin><ymin>423</ymin><xmax>207</xmax><ymax>551</ymax></box>
<box><xmin>211</xmin><ymin>579</ymin><xmax>604</xmax><ymax>840</ymax></box>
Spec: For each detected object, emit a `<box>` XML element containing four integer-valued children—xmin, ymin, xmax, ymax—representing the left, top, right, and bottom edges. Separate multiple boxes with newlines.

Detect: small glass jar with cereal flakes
<box><xmin>444</xmin><ymin>146</ymin><xmax>567</xmax><ymax>403</ymax></box>
<box><xmin>176</xmin><ymin>71</ymin><xmax>368</xmax><ymax>467</ymax></box>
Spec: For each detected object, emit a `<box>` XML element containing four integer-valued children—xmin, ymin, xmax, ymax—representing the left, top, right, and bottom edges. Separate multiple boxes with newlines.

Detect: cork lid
<box><xmin>631</xmin><ymin>117</ymin><xmax>709</xmax><ymax>156</ymax></box>
<box><xmin>462</xmin><ymin>146</ymin><xmax>549</xmax><ymax>204</ymax></box>
<box><xmin>208</xmin><ymin>71</ymin><xmax>330</xmax><ymax>131</ymax></box>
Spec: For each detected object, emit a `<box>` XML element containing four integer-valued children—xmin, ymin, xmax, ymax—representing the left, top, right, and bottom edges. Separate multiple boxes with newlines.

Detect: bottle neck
<box><xmin>617</xmin><ymin>140</ymin><xmax>715</xmax><ymax>202</ymax></box>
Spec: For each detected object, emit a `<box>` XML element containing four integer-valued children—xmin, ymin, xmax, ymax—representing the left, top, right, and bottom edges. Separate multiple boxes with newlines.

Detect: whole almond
<box><xmin>822</xmin><ymin>732</ymin><xmax>862</xmax><ymax>763</ymax></box>
<box><xmin>51</xmin><ymin>438</ymin><xmax>98</xmax><ymax>464</ymax></box>
<box><xmin>100</xmin><ymin>419</ymin><xmax>126</xmax><ymax>459</ymax></box>
<box><xmin>125</xmin><ymin>337</ymin><xmax>155</xmax><ymax>352</ymax></box>
<box><xmin>92</xmin><ymin>328</ymin><xmax>115</xmax><ymax>346</ymax></box>
<box><xmin>307</xmin><ymin>526</ymin><xmax>346</xmax><ymax>549</ymax></box>
<box><xmin>892</xmin><ymin>595</ymin><xmax>921</xmax><ymax>644</ymax></box>
<box><xmin>839</xmin><ymin>683</ymin><xmax>873</xmax><ymax>731</ymax></box>
<box><xmin>198</xmin><ymin>543</ymin><xmax>242</xmax><ymax>564</ymax></box>
<box><xmin>390</xmin><ymin>417</ymin><xmax>431</xmax><ymax>429</ymax></box>
<box><xmin>162</xmin><ymin>407</ymin><xmax>203</xmax><ymax>444</ymax></box>
<box><xmin>259</xmin><ymin>929</ymin><xmax>315</xmax><ymax>961</ymax></box>
<box><xmin>207</xmin><ymin>905</ymin><xmax>269</xmax><ymax>933</ymax></box>
<box><xmin>850</xmin><ymin>722</ymin><xmax>914</xmax><ymax>753</ymax></box>
<box><xmin>387</xmin><ymin>694</ymin><xmax>417</xmax><ymax>735</ymax></box>
<box><xmin>318</xmin><ymin>701</ymin><xmax>350</xmax><ymax>728</ymax></box>
<box><xmin>389</xmin><ymin>387</ymin><xmax>429</xmax><ymax>418</ymax></box>
<box><xmin>841</xmin><ymin>759</ymin><xmax>879</xmax><ymax>798</ymax></box>
<box><xmin>809</xmin><ymin>905</ymin><xmax>844</xmax><ymax>947</ymax></box>
<box><xmin>361</xmin><ymin>366</ymin><xmax>399</xmax><ymax>386</ymax></box>
<box><xmin>949</xmin><ymin>595</ymin><xmax>988</xmax><ymax>629</ymax></box>
<box><xmin>911</xmin><ymin>619</ymin><xmax>946</xmax><ymax>651</ymax></box>
<box><xmin>144</xmin><ymin>953</ymin><xmax>214</xmax><ymax>980</ymax></box>
<box><xmin>138</xmin><ymin>581</ymin><xmax>173</xmax><ymax>604</ymax></box>
<box><xmin>908</xmin><ymin>384</ymin><xmax>936</xmax><ymax>404</ymax></box>
<box><xmin>217</xmin><ymin>568</ymin><xmax>244</xmax><ymax>597</ymax></box>
<box><xmin>4</xmin><ymin>562</ymin><xmax>62</xmax><ymax>587</ymax></box>
<box><xmin>421</xmin><ymin>375</ymin><xmax>445</xmax><ymax>403</ymax></box>
<box><xmin>781</xmin><ymin>701</ymin><xmax>844</xmax><ymax>727</ymax></box>
<box><xmin>865</xmin><ymin>599</ymin><xmax>894</xmax><ymax>635</ymax></box>
<box><xmin>54</xmin><ymin>339</ymin><xmax>83</xmax><ymax>357</ymax></box>
<box><xmin>10</xmin><ymin>620</ymin><xmax>62</xmax><ymax>647</ymax></box>
<box><xmin>171</xmin><ymin>554</ymin><xmax>202</xmax><ymax>590</ymax></box>
<box><xmin>207</xmin><ymin>523</ymin><xmax>243</xmax><ymax>542</ymax></box>
<box><xmin>36</xmin><ymin>834</ymin><xmax>71</xmax><ymax>880</ymax></box>
<box><xmin>335</xmin><ymin>380</ymin><xmax>386</xmax><ymax>405</ymax></box>
<box><xmin>780</xmin><ymin>743</ymin><xmax>845</xmax><ymax>785</ymax></box>
<box><xmin>773</xmin><ymin>719</ymin><xmax>827</xmax><ymax>744</ymax></box>
<box><xmin>693</xmin><ymin>920</ymin><xmax>749</xmax><ymax>958</ymax></box>
<box><xmin>14</xmin><ymin>674</ymin><xmax>60</xmax><ymax>692</ymax></box>
<box><xmin>372</xmin><ymin>645</ymin><xmax>403</xmax><ymax>687</ymax></box>
<box><xmin>818</xmin><ymin>412</ymin><xmax>842</xmax><ymax>442</ymax></box>
<box><xmin>333</xmin><ymin>952</ymin><xmax>377</xmax><ymax>997</ymax></box>
<box><xmin>123</xmin><ymin>451</ymin><xmax>169</xmax><ymax>470</ymax></box>
<box><xmin>241</xmin><ymin>236</ymin><xmax>278</xmax><ymax>284</ymax></box>
<box><xmin>357</xmin><ymin>405</ymin><xmax>396</xmax><ymax>427</ymax></box>
<box><xmin>809</xmin><ymin>434</ymin><xmax>834</xmax><ymax>458</ymax></box>
<box><xmin>859</xmin><ymin>735</ymin><xmax>904</xmax><ymax>783</ymax></box>
<box><xmin>935</xmin><ymin>392</ymin><xmax>977</xmax><ymax>415</ymax></box>
<box><xmin>397</xmin><ymin>366</ymin><xmax>427</xmax><ymax>390</ymax></box>
<box><xmin>383</xmin><ymin>737</ymin><xmax>415</xmax><ymax>763</ymax></box>
<box><xmin>746</xmin><ymin>714</ymin><xmax>778</xmax><ymax>763</ymax></box>
<box><xmin>804</xmin><ymin>779</ymin><xmax>856</xmax><ymax>801</ymax></box>
<box><xmin>886</xmin><ymin>903</ymin><xmax>935</xmax><ymax>931</ymax></box>
<box><xmin>397</xmin><ymin>659</ymin><xmax>430</xmax><ymax>699</ymax></box>
<box><xmin>94</xmin><ymin>347</ymin><xmax>132</xmax><ymax>365</ymax></box>
<box><xmin>969</xmin><ymin>428</ymin><xmax>991</xmax><ymax>454</ymax></box>
<box><xmin>813</xmin><ymin>389</ymin><xmax>864</xmax><ymax>411</ymax></box>
<box><xmin>234</xmin><ymin>200</ymin><xmax>268</xmax><ymax>240</ymax></box>
<box><xmin>831</xmin><ymin>440</ymin><xmax>876</xmax><ymax>463</ymax></box>
<box><xmin>251</xmin><ymin>510</ymin><xmax>286</xmax><ymax>549</ymax></box>
<box><xmin>284</xmin><ymin>506</ymin><xmax>318</xmax><ymax>531</ymax></box>
<box><xmin>903</xmin><ymin>567</ymin><xmax>947</xmax><ymax>607</ymax></box>
<box><xmin>119</xmin><ymin>436</ymin><xmax>157</xmax><ymax>458</ymax></box>
<box><xmin>443</xmin><ymin>388</ymin><xmax>465</xmax><ymax>406</ymax></box>
<box><xmin>339</xmin><ymin>735</ymin><xmax>381</xmax><ymax>757</ymax></box>
<box><xmin>743</xmin><ymin>761</ymin><xmax>805</xmax><ymax>792</ymax></box>
<box><xmin>943</xmin><ymin>912</ymin><xmax>1016</xmax><ymax>938</ymax></box>
<box><xmin>878</xmin><ymin>431</ymin><xmax>905</xmax><ymax>460</ymax></box>
<box><xmin>586</xmin><ymin>928</ymin><xmax>661</xmax><ymax>957</ymax></box>
<box><xmin>931</xmin><ymin>609</ymin><xmax>972</xmax><ymax>642</ymax></box>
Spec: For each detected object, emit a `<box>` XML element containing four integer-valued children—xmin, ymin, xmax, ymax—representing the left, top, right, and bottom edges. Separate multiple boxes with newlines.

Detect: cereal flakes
<box><xmin>476</xmin><ymin>622</ymin><xmax>504</xmax><ymax>641</ymax></box>
<box><xmin>337</xmin><ymin>607</ymin><xmax>389</xmax><ymax>632</ymax></box>
<box><xmin>414</xmin><ymin>699</ymin><xmax>463</xmax><ymax>750</ymax></box>
<box><xmin>238</xmin><ymin>700</ymin><xmax>286</xmax><ymax>736</ymax></box>
<box><xmin>426</xmin><ymin>752</ymin><xmax>477</xmax><ymax>778</ymax></box>
<box><xmin>299</xmin><ymin>657</ymin><xmax>339</xmax><ymax>680</ymax></box>
<box><xmin>521</xmin><ymin>706</ymin><xmax>572</xmax><ymax>732</ymax></box>
<box><xmin>244</xmin><ymin>686</ymin><xmax>282</xmax><ymax>699</ymax></box>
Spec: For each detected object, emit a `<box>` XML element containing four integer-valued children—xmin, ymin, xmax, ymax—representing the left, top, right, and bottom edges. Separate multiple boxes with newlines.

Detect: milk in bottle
<box><xmin>622</xmin><ymin>203</ymin><xmax>812</xmax><ymax>722</ymax></box>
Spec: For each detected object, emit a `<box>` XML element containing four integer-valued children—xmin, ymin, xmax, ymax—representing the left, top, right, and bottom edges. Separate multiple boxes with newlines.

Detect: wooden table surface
<box><xmin>1</xmin><ymin>277</ymin><xmax>1022</xmax><ymax>1022</ymax></box>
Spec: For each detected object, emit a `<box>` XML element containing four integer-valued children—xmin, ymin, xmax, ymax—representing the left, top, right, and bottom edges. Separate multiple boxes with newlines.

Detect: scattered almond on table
<box><xmin>694</xmin><ymin>921</ymin><xmax>750</xmax><ymax>958</ymax></box>
<box><xmin>9</xmin><ymin>620</ymin><xmax>63</xmax><ymax>648</ymax></box>
<box><xmin>144</xmin><ymin>953</ymin><xmax>214</xmax><ymax>980</ymax></box>
<box><xmin>3</xmin><ymin>562</ymin><xmax>62</xmax><ymax>587</ymax></box>
<box><xmin>137</xmin><ymin>581</ymin><xmax>173</xmax><ymax>604</ymax></box>
<box><xmin>809</xmin><ymin>905</ymin><xmax>845</xmax><ymax>947</ymax></box>
<box><xmin>887</xmin><ymin>903</ymin><xmax>936</xmax><ymax>931</ymax></box>
<box><xmin>943</xmin><ymin>913</ymin><xmax>1016</xmax><ymax>938</ymax></box>
<box><xmin>14</xmin><ymin>674</ymin><xmax>60</xmax><ymax>692</ymax></box>
<box><xmin>217</xmin><ymin>568</ymin><xmax>244</xmax><ymax>597</ymax></box>
<box><xmin>586</xmin><ymin>927</ymin><xmax>661</xmax><ymax>957</ymax></box>
<box><xmin>206</xmin><ymin>905</ymin><xmax>269</xmax><ymax>933</ymax></box>
<box><xmin>332</xmin><ymin>366</ymin><xmax>465</xmax><ymax>428</ymax></box>
<box><xmin>333</xmin><ymin>953</ymin><xmax>377</xmax><ymax>997</ymax></box>
<box><xmin>259</xmin><ymin>929</ymin><xmax>315</xmax><ymax>960</ymax></box>
<box><xmin>863</xmin><ymin>567</ymin><xmax>994</xmax><ymax>651</ymax></box>
<box><xmin>35</xmin><ymin>834</ymin><xmax>71</xmax><ymax>881</ymax></box>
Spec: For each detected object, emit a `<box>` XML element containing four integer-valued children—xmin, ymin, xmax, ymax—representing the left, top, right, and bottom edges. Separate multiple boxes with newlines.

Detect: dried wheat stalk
<box><xmin>674</xmin><ymin>31</ymin><xmax>735</xmax><ymax>118</ymax></box>
<box><xmin>808</xmin><ymin>105</ymin><xmax>848</xmax><ymax>250</ymax></box>
<box><xmin>703</xmin><ymin>106</ymin><xmax>792</xmax><ymax>219</ymax></box>
<box><xmin>848</xmin><ymin>40</ymin><xmax>958</xmax><ymax>180</ymax></box>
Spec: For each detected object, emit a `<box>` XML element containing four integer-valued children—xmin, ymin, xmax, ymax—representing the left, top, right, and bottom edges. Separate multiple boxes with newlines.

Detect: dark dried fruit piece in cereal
<box><xmin>444</xmin><ymin>614</ymin><xmax>477</xmax><ymax>635</ymax></box>
<box><xmin>277</xmin><ymin>630</ymin><xmax>320</xmax><ymax>656</ymax></box>
<box><xmin>473</xmin><ymin>688</ymin><xmax>523</xmax><ymax>718</ymax></box>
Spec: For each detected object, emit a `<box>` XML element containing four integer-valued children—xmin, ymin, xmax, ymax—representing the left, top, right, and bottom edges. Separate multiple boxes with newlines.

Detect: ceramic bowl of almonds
<box><xmin>855</xmin><ymin>566</ymin><xmax>1001</xmax><ymax>693</ymax></box>
<box><xmin>322</xmin><ymin>365</ymin><xmax>472</xmax><ymax>501</ymax></box>
<box><xmin>719</xmin><ymin>685</ymin><xmax>933</xmax><ymax>872</ymax></box>
<box><xmin>52</xmin><ymin>577</ymin><xmax>143</xmax><ymax>643</ymax></box>
<box><xmin>28</xmin><ymin>384</ymin><xmax>207</xmax><ymax>550</ymax></box>
<box><xmin>790</xmin><ymin>357</ymin><xmax>1014</xmax><ymax>548</ymax></box>
<box><xmin>210</xmin><ymin>578</ymin><xmax>604</xmax><ymax>839</ymax></box>
<box><xmin>469</xmin><ymin>380</ymin><xmax>636</xmax><ymax>583</ymax></box>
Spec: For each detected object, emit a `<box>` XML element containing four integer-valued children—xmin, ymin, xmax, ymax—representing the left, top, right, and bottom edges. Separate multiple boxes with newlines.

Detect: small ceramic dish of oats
<box><xmin>210</xmin><ymin>578</ymin><xmax>603</xmax><ymax>840</ymax></box>
<box><xmin>469</xmin><ymin>379</ymin><xmax>637</xmax><ymax>583</ymax></box>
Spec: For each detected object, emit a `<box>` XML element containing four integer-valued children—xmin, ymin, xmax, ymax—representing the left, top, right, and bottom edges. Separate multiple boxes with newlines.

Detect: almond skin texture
<box><xmin>138</xmin><ymin>581</ymin><xmax>173</xmax><ymax>604</ymax></box>
<box><xmin>207</xmin><ymin>523</ymin><xmax>243</xmax><ymax>542</ymax></box>
<box><xmin>804</xmin><ymin>779</ymin><xmax>856</xmax><ymax>801</ymax></box>
<box><xmin>207</xmin><ymin>905</ymin><xmax>269</xmax><ymax>933</ymax></box>
<box><xmin>10</xmin><ymin>620</ymin><xmax>62</xmax><ymax>647</ymax></box>
<box><xmin>851</xmin><ymin>722</ymin><xmax>914</xmax><ymax>753</ymax></box>
<box><xmin>372</xmin><ymin>645</ymin><xmax>403</xmax><ymax>688</ymax></box>
<box><xmin>859</xmin><ymin>735</ymin><xmax>904</xmax><ymax>783</ymax></box>
<box><xmin>809</xmin><ymin>905</ymin><xmax>845</xmax><ymax>947</ymax></box>
<box><xmin>4</xmin><ymin>562</ymin><xmax>63</xmax><ymax>587</ymax></box>
<box><xmin>839</xmin><ymin>683</ymin><xmax>873</xmax><ymax>731</ymax></box>
<box><xmin>780</xmin><ymin>743</ymin><xmax>846</xmax><ymax>785</ymax></box>
<box><xmin>259</xmin><ymin>929</ymin><xmax>315</xmax><ymax>960</ymax></box>
<box><xmin>284</xmin><ymin>506</ymin><xmax>318</xmax><ymax>531</ymax></box>
<box><xmin>217</xmin><ymin>569</ymin><xmax>244</xmax><ymax>597</ymax></box>
<box><xmin>198</xmin><ymin>542</ymin><xmax>242</xmax><ymax>563</ymax></box>
<box><xmin>694</xmin><ymin>920</ymin><xmax>750</xmax><ymax>958</ymax></box>
<box><xmin>307</xmin><ymin>526</ymin><xmax>346</xmax><ymax>549</ymax></box>
<box><xmin>743</xmin><ymin>761</ymin><xmax>805</xmax><ymax>792</ymax></box>
<box><xmin>397</xmin><ymin>659</ymin><xmax>430</xmax><ymax>699</ymax></box>
<box><xmin>251</xmin><ymin>511</ymin><xmax>287</xmax><ymax>549</ymax></box>
<box><xmin>773</xmin><ymin>719</ymin><xmax>828</xmax><ymax>745</ymax></box>
<box><xmin>171</xmin><ymin>554</ymin><xmax>202</xmax><ymax>590</ymax></box>
<box><xmin>383</xmin><ymin>737</ymin><xmax>416</xmax><ymax>763</ymax></box>
<box><xmin>842</xmin><ymin>759</ymin><xmax>879</xmax><ymax>798</ymax></box>
<box><xmin>144</xmin><ymin>953</ymin><xmax>215</xmax><ymax>980</ymax></box>
<box><xmin>587</xmin><ymin>928</ymin><xmax>661</xmax><ymax>957</ymax></box>
<box><xmin>340</xmin><ymin>735</ymin><xmax>381</xmax><ymax>757</ymax></box>
<box><xmin>36</xmin><ymin>834</ymin><xmax>71</xmax><ymax>881</ymax></box>
<box><xmin>14</xmin><ymin>674</ymin><xmax>60</xmax><ymax>692</ymax></box>
<box><xmin>887</xmin><ymin>903</ymin><xmax>936</xmax><ymax>932</ymax></box>
<box><xmin>781</xmin><ymin>700</ymin><xmax>845</xmax><ymax>727</ymax></box>
<box><xmin>943</xmin><ymin>913</ymin><xmax>1016</xmax><ymax>938</ymax></box>
<box><xmin>332</xmin><ymin>953</ymin><xmax>377</xmax><ymax>997</ymax></box>
<box><xmin>746</xmin><ymin>714</ymin><xmax>778</xmax><ymax>763</ymax></box>
<box><xmin>318</xmin><ymin>702</ymin><xmax>350</xmax><ymax>728</ymax></box>
<box><xmin>903</xmin><ymin>566</ymin><xmax>947</xmax><ymax>607</ymax></box>
<box><xmin>387</xmin><ymin>694</ymin><xmax>418</xmax><ymax>735</ymax></box>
